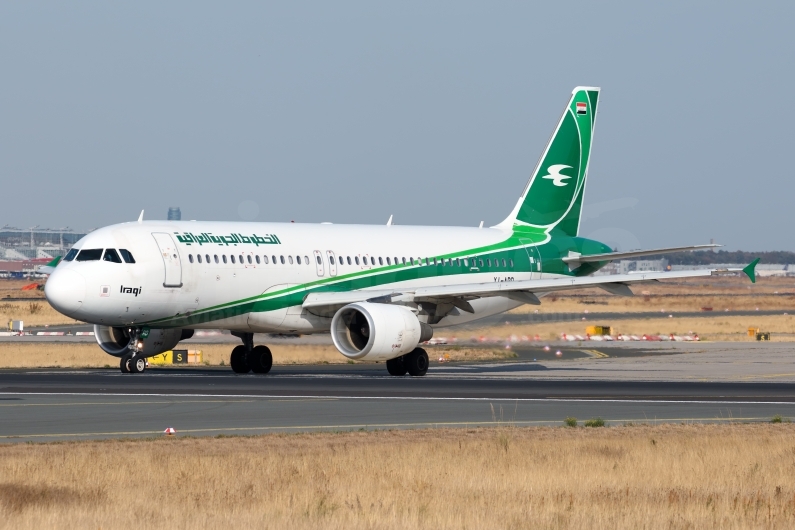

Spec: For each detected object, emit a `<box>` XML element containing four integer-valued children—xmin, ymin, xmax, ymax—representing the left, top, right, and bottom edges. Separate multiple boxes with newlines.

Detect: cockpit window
<box><xmin>119</xmin><ymin>249</ymin><xmax>135</xmax><ymax>263</ymax></box>
<box><xmin>103</xmin><ymin>249</ymin><xmax>122</xmax><ymax>263</ymax></box>
<box><xmin>75</xmin><ymin>249</ymin><xmax>103</xmax><ymax>261</ymax></box>
<box><xmin>63</xmin><ymin>249</ymin><xmax>79</xmax><ymax>262</ymax></box>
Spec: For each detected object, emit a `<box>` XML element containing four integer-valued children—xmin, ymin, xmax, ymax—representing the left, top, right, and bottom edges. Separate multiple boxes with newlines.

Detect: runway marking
<box><xmin>739</xmin><ymin>373</ymin><xmax>795</xmax><ymax>380</ymax></box>
<box><xmin>0</xmin><ymin>398</ymin><xmax>337</xmax><ymax>408</ymax></box>
<box><xmin>582</xmin><ymin>349</ymin><xmax>609</xmax><ymax>358</ymax></box>
<box><xmin>0</xmin><ymin>416</ymin><xmax>786</xmax><ymax>440</ymax></box>
<box><xmin>1</xmin><ymin>392</ymin><xmax>795</xmax><ymax>406</ymax></box>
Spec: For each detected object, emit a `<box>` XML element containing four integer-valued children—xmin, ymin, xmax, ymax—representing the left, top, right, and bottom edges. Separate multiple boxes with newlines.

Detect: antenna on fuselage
<box><xmin>386</xmin><ymin>215</ymin><xmax>393</xmax><ymax>226</ymax></box>
<box><xmin>137</xmin><ymin>210</ymin><xmax>144</xmax><ymax>224</ymax></box>
<box><xmin>478</xmin><ymin>221</ymin><xmax>483</xmax><ymax>228</ymax></box>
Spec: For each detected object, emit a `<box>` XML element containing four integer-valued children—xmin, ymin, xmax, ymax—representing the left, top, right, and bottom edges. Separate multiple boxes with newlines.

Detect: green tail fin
<box><xmin>743</xmin><ymin>258</ymin><xmax>760</xmax><ymax>283</ymax></box>
<box><xmin>498</xmin><ymin>86</ymin><xmax>600</xmax><ymax>236</ymax></box>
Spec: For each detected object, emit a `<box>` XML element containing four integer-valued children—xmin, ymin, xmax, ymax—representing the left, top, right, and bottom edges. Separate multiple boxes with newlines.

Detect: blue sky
<box><xmin>1</xmin><ymin>2</ymin><xmax>792</xmax><ymax>251</ymax></box>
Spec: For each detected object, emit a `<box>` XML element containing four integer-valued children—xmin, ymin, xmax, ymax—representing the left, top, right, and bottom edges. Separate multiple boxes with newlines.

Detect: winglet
<box><xmin>137</xmin><ymin>210</ymin><xmax>144</xmax><ymax>223</ymax></box>
<box><xmin>743</xmin><ymin>258</ymin><xmax>760</xmax><ymax>283</ymax></box>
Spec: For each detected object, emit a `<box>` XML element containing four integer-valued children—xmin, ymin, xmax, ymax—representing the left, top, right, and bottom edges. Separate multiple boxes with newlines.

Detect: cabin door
<box><xmin>151</xmin><ymin>233</ymin><xmax>183</xmax><ymax>287</ymax></box>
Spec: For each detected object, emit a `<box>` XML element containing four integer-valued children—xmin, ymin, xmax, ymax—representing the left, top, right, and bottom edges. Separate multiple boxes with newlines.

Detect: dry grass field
<box><xmin>511</xmin><ymin>276</ymin><xmax>795</xmax><ymax>314</ymax></box>
<box><xmin>462</xmin><ymin>314</ymin><xmax>795</xmax><ymax>342</ymax></box>
<box><xmin>0</xmin><ymin>342</ymin><xmax>516</xmax><ymax>368</ymax></box>
<box><xmin>0</xmin><ymin>279</ymin><xmax>46</xmax><ymax>301</ymax></box>
<box><xmin>0</xmin><ymin>300</ymin><xmax>78</xmax><ymax>328</ymax></box>
<box><xmin>1</xmin><ymin>423</ymin><xmax>794</xmax><ymax>529</ymax></box>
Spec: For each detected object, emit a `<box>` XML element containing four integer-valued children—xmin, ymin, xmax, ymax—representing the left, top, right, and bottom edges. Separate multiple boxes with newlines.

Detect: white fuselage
<box><xmin>45</xmin><ymin>220</ymin><xmax>545</xmax><ymax>333</ymax></box>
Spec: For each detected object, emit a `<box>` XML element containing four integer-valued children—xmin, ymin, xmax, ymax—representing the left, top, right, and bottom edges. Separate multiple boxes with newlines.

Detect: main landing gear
<box><xmin>386</xmin><ymin>347</ymin><xmax>428</xmax><ymax>377</ymax></box>
<box><xmin>230</xmin><ymin>332</ymin><xmax>273</xmax><ymax>374</ymax></box>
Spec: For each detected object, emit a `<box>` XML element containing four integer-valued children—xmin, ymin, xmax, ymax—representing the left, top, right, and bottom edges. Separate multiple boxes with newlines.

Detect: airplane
<box><xmin>43</xmin><ymin>86</ymin><xmax>759</xmax><ymax>376</ymax></box>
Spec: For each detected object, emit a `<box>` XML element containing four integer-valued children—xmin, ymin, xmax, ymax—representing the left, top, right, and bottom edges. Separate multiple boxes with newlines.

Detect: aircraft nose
<box><xmin>45</xmin><ymin>269</ymin><xmax>86</xmax><ymax>315</ymax></box>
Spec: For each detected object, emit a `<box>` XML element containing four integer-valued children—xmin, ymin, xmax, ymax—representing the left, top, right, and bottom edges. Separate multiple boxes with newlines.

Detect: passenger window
<box><xmin>263</xmin><ymin>255</ymin><xmax>269</xmax><ymax>264</ymax></box>
<box><xmin>464</xmin><ymin>258</ymin><xmax>469</xmax><ymax>267</ymax></box>
<box><xmin>305</xmin><ymin>256</ymin><xmax>310</xmax><ymax>265</ymax></box>
<box><xmin>256</xmin><ymin>255</ymin><xmax>260</xmax><ymax>264</ymax></box>
<box><xmin>223</xmin><ymin>255</ymin><xmax>227</xmax><ymax>264</ymax></box>
<box><xmin>272</xmin><ymin>255</ymin><xmax>276</xmax><ymax>264</ymax></box>
<box><xmin>502</xmin><ymin>258</ymin><xmax>506</xmax><ymax>267</ymax></box>
<box><xmin>63</xmin><ymin>248</ymin><xmax>78</xmax><ymax>261</ymax></box>
<box><xmin>479</xmin><ymin>259</ymin><xmax>484</xmax><ymax>267</ymax></box>
<box><xmin>280</xmin><ymin>256</ymin><xmax>285</xmax><ymax>264</ymax></box>
<box><xmin>239</xmin><ymin>255</ymin><xmax>244</xmax><ymax>264</ymax></box>
<box><xmin>288</xmin><ymin>256</ymin><xmax>294</xmax><ymax>265</ymax></box>
<box><xmin>214</xmin><ymin>255</ymin><xmax>219</xmax><ymax>264</ymax></box>
<box><xmin>103</xmin><ymin>249</ymin><xmax>122</xmax><ymax>263</ymax></box>
<box><xmin>205</xmin><ymin>254</ymin><xmax>210</xmax><ymax>263</ymax></box>
<box><xmin>402</xmin><ymin>257</ymin><xmax>406</xmax><ymax>264</ymax></box>
<box><xmin>386</xmin><ymin>257</ymin><xmax>391</xmax><ymax>265</ymax></box>
<box><xmin>509</xmin><ymin>259</ymin><xmax>514</xmax><ymax>268</ymax></box>
<box><xmin>316</xmin><ymin>255</ymin><xmax>321</xmax><ymax>265</ymax></box>
<box><xmin>76</xmin><ymin>249</ymin><xmax>103</xmax><ymax>261</ymax></box>
<box><xmin>296</xmin><ymin>256</ymin><xmax>301</xmax><ymax>265</ymax></box>
<box><xmin>188</xmin><ymin>254</ymin><xmax>194</xmax><ymax>264</ymax></box>
<box><xmin>119</xmin><ymin>249</ymin><xmax>136</xmax><ymax>263</ymax></box>
<box><xmin>231</xmin><ymin>255</ymin><xmax>236</xmax><ymax>264</ymax></box>
<box><xmin>330</xmin><ymin>256</ymin><xmax>335</xmax><ymax>265</ymax></box>
<box><xmin>197</xmin><ymin>255</ymin><xmax>202</xmax><ymax>264</ymax></box>
<box><xmin>355</xmin><ymin>256</ymin><xmax>360</xmax><ymax>265</ymax></box>
<box><xmin>247</xmin><ymin>255</ymin><xmax>252</xmax><ymax>264</ymax></box>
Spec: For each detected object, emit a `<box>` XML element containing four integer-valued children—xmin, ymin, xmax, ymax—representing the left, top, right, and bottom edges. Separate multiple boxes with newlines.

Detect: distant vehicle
<box><xmin>43</xmin><ymin>87</ymin><xmax>758</xmax><ymax>376</ymax></box>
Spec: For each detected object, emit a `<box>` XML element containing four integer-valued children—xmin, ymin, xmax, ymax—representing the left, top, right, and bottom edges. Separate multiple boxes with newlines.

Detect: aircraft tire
<box><xmin>248</xmin><ymin>345</ymin><xmax>273</xmax><ymax>374</ymax></box>
<box><xmin>120</xmin><ymin>354</ymin><xmax>131</xmax><ymax>374</ymax></box>
<box><xmin>230</xmin><ymin>345</ymin><xmax>251</xmax><ymax>374</ymax></box>
<box><xmin>405</xmin><ymin>348</ymin><xmax>429</xmax><ymax>377</ymax></box>
<box><xmin>386</xmin><ymin>356</ymin><xmax>408</xmax><ymax>376</ymax></box>
<box><xmin>130</xmin><ymin>355</ymin><xmax>146</xmax><ymax>373</ymax></box>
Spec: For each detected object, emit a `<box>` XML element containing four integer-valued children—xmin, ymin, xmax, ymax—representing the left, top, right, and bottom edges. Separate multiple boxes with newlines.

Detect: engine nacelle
<box><xmin>94</xmin><ymin>325</ymin><xmax>191</xmax><ymax>358</ymax></box>
<box><xmin>331</xmin><ymin>302</ymin><xmax>433</xmax><ymax>361</ymax></box>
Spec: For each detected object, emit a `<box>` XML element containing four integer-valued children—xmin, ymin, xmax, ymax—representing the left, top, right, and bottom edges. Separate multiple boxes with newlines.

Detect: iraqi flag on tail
<box><xmin>576</xmin><ymin>102</ymin><xmax>587</xmax><ymax>115</ymax></box>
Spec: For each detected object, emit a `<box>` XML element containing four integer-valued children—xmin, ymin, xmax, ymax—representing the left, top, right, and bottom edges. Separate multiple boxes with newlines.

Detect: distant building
<box><xmin>167</xmin><ymin>207</ymin><xmax>181</xmax><ymax>221</ymax></box>
<box><xmin>0</xmin><ymin>226</ymin><xmax>87</xmax><ymax>261</ymax></box>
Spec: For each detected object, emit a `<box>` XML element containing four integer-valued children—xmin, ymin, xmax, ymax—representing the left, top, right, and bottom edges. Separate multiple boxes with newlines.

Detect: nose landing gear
<box><xmin>230</xmin><ymin>332</ymin><xmax>273</xmax><ymax>374</ymax></box>
<box><xmin>119</xmin><ymin>328</ymin><xmax>147</xmax><ymax>374</ymax></box>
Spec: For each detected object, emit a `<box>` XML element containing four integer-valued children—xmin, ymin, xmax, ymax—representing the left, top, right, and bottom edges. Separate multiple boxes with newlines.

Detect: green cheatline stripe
<box><xmin>142</xmin><ymin>225</ymin><xmax>615</xmax><ymax>328</ymax></box>
<box><xmin>142</xmin><ymin>227</ymin><xmax>552</xmax><ymax>328</ymax></box>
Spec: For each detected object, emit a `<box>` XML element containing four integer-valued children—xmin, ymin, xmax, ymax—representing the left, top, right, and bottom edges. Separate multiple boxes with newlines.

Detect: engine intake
<box><xmin>331</xmin><ymin>302</ymin><xmax>432</xmax><ymax>361</ymax></box>
<box><xmin>94</xmin><ymin>325</ymin><xmax>186</xmax><ymax>358</ymax></box>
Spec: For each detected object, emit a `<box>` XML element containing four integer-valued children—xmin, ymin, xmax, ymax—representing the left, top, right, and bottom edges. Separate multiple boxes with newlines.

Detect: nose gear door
<box><xmin>151</xmin><ymin>233</ymin><xmax>183</xmax><ymax>287</ymax></box>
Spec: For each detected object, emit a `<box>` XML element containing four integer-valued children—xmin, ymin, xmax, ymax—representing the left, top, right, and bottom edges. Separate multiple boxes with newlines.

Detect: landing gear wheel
<box><xmin>248</xmin><ymin>345</ymin><xmax>273</xmax><ymax>374</ymax></box>
<box><xmin>386</xmin><ymin>356</ymin><xmax>408</xmax><ymax>376</ymax></box>
<box><xmin>130</xmin><ymin>355</ymin><xmax>146</xmax><ymax>373</ymax></box>
<box><xmin>404</xmin><ymin>348</ymin><xmax>429</xmax><ymax>377</ymax></box>
<box><xmin>120</xmin><ymin>354</ymin><xmax>131</xmax><ymax>374</ymax></box>
<box><xmin>230</xmin><ymin>345</ymin><xmax>251</xmax><ymax>374</ymax></box>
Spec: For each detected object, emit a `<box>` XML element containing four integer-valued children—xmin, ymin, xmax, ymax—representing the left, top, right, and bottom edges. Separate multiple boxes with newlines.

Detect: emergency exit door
<box><xmin>152</xmin><ymin>233</ymin><xmax>183</xmax><ymax>287</ymax></box>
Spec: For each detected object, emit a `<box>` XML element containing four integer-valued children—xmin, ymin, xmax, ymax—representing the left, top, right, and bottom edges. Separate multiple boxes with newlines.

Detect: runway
<box><xmin>2</xmin><ymin>352</ymin><xmax>795</xmax><ymax>442</ymax></box>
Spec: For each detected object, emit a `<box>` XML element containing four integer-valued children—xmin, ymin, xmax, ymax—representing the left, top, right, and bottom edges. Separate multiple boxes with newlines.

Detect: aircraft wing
<box><xmin>562</xmin><ymin>244</ymin><xmax>720</xmax><ymax>267</ymax></box>
<box><xmin>303</xmin><ymin>260</ymin><xmax>759</xmax><ymax>313</ymax></box>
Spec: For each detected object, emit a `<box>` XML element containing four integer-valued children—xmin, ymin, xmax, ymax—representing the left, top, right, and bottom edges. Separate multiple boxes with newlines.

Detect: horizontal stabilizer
<box><xmin>562</xmin><ymin>244</ymin><xmax>720</xmax><ymax>266</ymax></box>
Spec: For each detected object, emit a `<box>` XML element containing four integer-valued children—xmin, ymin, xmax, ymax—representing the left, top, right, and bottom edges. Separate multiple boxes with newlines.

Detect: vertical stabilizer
<box><xmin>496</xmin><ymin>86</ymin><xmax>599</xmax><ymax>236</ymax></box>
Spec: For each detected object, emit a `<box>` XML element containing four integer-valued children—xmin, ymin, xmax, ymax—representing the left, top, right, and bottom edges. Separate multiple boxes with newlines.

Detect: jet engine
<box><xmin>331</xmin><ymin>302</ymin><xmax>433</xmax><ymax>361</ymax></box>
<box><xmin>94</xmin><ymin>325</ymin><xmax>193</xmax><ymax>357</ymax></box>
